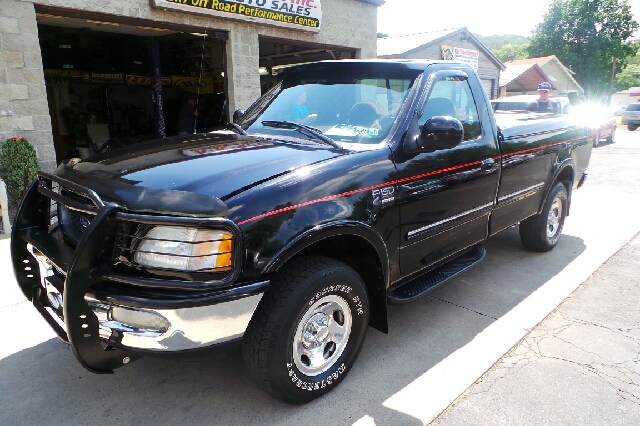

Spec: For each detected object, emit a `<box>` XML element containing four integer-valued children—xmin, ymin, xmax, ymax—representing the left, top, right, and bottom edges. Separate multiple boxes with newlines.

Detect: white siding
<box><xmin>481</xmin><ymin>79</ymin><xmax>494</xmax><ymax>99</ymax></box>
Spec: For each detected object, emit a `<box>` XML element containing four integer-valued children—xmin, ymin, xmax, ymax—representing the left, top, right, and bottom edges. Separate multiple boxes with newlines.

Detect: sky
<box><xmin>377</xmin><ymin>0</ymin><xmax>640</xmax><ymax>38</ymax></box>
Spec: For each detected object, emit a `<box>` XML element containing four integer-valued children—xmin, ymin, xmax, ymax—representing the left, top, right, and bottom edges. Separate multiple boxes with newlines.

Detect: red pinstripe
<box><xmin>237</xmin><ymin>138</ymin><xmax>579</xmax><ymax>225</ymax></box>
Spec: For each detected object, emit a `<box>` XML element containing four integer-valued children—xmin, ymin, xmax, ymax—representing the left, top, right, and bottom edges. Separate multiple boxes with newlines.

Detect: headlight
<box><xmin>134</xmin><ymin>226</ymin><xmax>233</xmax><ymax>271</ymax></box>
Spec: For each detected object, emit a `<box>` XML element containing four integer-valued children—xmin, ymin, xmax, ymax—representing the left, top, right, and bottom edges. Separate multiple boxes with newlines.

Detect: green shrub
<box><xmin>0</xmin><ymin>137</ymin><xmax>40</xmax><ymax>214</ymax></box>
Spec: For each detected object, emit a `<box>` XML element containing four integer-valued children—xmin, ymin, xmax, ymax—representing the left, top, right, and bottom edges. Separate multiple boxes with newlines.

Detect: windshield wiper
<box><xmin>261</xmin><ymin>120</ymin><xmax>341</xmax><ymax>149</ymax></box>
<box><xmin>225</xmin><ymin>122</ymin><xmax>248</xmax><ymax>135</ymax></box>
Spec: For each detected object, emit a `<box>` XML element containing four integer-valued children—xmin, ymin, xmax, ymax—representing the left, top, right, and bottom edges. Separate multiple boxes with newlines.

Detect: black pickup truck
<box><xmin>12</xmin><ymin>60</ymin><xmax>592</xmax><ymax>403</ymax></box>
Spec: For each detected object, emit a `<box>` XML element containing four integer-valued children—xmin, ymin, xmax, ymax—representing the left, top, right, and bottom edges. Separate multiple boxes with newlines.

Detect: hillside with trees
<box><xmin>476</xmin><ymin>34</ymin><xmax>530</xmax><ymax>63</ymax></box>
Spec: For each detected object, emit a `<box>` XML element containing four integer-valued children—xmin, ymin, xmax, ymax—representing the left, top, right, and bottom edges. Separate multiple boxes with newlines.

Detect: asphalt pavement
<box><xmin>0</xmin><ymin>128</ymin><xmax>639</xmax><ymax>426</ymax></box>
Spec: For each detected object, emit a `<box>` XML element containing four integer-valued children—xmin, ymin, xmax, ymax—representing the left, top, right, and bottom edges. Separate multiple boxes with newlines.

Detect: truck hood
<box><xmin>57</xmin><ymin>133</ymin><xmax>345</xmax><ymax>215</ymax></box>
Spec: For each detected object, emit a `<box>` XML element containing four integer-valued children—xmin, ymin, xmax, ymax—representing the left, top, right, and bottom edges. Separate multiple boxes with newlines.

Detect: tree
<box><xmin>475</xmin><ymin>34</ymin><xmax>531</xmax><ymax>63</ymax></box>
<box><xmin>528</xmin><ymin>0</ymin><xmax>638</xmax><ymax>100</ymax></box>
<box><xmin>614</xmin><ymin>50</ymin><xmax>640</xmax><ymax>90</ymax></box>
<box><xmin>476</xmin><ymin>34</ymin><xmax>530</xmax><ymax>50</ymax></box>
<box><xmin>493</xmin><ymin>43</ymin><xmax>531</xmax><ymax>63</ymax></box>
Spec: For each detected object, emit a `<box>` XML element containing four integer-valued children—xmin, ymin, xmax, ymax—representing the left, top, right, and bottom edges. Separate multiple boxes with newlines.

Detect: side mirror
<box><xmin>233</xmin><ymin>109</ymin><xmax>245</xmax><ymax>123</ymax></box>
<box><xmin>419</xmin><ymin>116</ymin><xmax>464</xmax><ymax>150</ymax></box>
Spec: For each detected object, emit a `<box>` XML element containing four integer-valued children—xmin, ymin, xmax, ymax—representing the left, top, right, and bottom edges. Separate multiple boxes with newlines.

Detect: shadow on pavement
<box><xmin>0</xmin><ymin>227</ymin><xmax>585</xmax><ymax>426</ymax></box>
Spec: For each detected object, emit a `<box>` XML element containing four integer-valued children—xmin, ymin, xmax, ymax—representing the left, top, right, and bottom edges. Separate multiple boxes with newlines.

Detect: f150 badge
<box><xmin>372</xmin><ymin>186</ymin><xmax>395</xmax><ymax>206</ymax></box>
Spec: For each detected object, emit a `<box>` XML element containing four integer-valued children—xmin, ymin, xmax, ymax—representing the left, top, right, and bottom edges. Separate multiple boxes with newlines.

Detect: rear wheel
<box><xmin>628</xmin><ymin>124</ymin><xmax>637</xmax><ymax>131</ymax></box>
<box><xmin>606</xmin><ymin>126</ymin><xmax>616</xmax><ymax>143</ymax></box>
<box><xmin>242</xmin><ymin>255</ymin><xmax>369</xmax><ymax>403</ymax></box>
<box><xmin>519</xmin><ymin>182</ymin><xmax>568</xmax><ymax>252</ymax></box>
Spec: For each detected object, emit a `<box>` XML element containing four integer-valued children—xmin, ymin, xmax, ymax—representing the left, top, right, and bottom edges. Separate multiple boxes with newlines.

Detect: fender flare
<box><xmin>538</xmin><ymin>159</ymin><xmax>574</xmax><ymax>214</ymax></box>
<box><xmin>262</xmin><ymin>220</ymin><xmax>390</xmax><ymax>286</ymax></box>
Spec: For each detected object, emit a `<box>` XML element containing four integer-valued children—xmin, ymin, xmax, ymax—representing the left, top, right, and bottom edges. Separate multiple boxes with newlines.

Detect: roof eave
<box><xmin>356</xmin><ymin>0</ymin><xmax>385</xmax><ymax>6</ymax></box>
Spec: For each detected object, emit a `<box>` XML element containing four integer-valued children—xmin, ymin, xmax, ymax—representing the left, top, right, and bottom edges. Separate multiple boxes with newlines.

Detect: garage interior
<box><xmin>258</xmin><ymin>37</ymin><xmax>357</xmax><ymax>94</ymax></box>
<box><xmin>36</xmin><ymin>12</ymin><xmax>228</xmax><ymax>162</ymax></box>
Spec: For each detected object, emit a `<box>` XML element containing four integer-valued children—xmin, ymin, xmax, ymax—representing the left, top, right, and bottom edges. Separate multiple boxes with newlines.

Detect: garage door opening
<box><xmin>259</xmin><ymin>37</ymin><xmax>357</xmax><ymax>94</ymax></box>
<box><xmin>36</xmin><ymin>12</ymin><xmax>227</xmax><ymax>163</ymax></box>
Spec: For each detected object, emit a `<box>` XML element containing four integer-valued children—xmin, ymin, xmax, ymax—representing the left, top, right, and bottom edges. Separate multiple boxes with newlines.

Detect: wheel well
<box><xmin>286</xmin><ymin>235</ymin><xmax>388</xmax><ymax>333</ymax></box>
<box><xmin>555</xmin><ymin>166</ymin><xmax>574</xmax><ymax>214</ymax></box>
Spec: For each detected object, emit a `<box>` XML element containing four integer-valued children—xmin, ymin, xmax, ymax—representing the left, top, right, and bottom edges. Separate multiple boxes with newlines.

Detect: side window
<box><xmin>419</xmin><ymin>76</ymin><xmax>481</xmax><ymax>141</ymax></box>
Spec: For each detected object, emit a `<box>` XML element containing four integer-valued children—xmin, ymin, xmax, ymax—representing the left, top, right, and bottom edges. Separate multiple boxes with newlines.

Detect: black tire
<box><xmin>606</xmin><ymin>126</ymin><xmax>616</xmax><ymax>143</ymax></box>
<box><xmin>628</xmin><ymin>125</ymin><xmax>637</xmax><ymax>131</ymax></box>
<box><xmin>242</xmin><ymin>255</ymin><xmax>369</xmax><ymax>403</ymax></box>
<box><xmin>519</xmin><ymin>182</ymin><xmax>568</xmax><ymax>252</ymax></box>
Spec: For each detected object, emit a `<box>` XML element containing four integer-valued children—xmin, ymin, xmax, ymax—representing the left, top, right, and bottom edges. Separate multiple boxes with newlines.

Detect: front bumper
<box><xmin>11</xmin><ymin>172</ymin><xmax>267</xmax><ymax>373</ymax></box>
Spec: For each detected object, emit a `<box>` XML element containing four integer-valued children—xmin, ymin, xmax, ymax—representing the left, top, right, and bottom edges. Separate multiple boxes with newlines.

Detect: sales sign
<box><xmin>151</xmin><ymin>0</ymin><xmax>322</xmax><ymax>32</ymax></box>
<box><xmin>441</xmin><ymin>45</ymin><xmax>479</xmax><ymax>71</ymax></box>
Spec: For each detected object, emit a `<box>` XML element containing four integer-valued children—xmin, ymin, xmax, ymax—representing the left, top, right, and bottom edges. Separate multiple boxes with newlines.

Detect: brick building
<box><xmin>0</xmin><ymin>0</ymin><xmax>382</xmax><ymax>171</ymax></box>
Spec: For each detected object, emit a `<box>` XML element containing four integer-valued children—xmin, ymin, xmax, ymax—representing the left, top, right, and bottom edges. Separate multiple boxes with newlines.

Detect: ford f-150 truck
<box><xmin>11</xmin><ymin>60</ymin><xmax>592</xmax><ymax>403</ymax></box>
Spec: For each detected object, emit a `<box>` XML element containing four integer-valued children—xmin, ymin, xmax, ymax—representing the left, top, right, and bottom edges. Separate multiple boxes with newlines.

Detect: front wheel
<box><xmin>242</xmin><ymin>256</ymin><xmax>369</xmax><ymax>403</ymax></box>
<box><xmin>628</xmin><ymin>124</ymin><xmax>637</xmax><ymax>131</ymax></box>
<box><xmin>519</xmin><ymin>182</ymin><xmax>568</xmax><ymax>252</ymax></box>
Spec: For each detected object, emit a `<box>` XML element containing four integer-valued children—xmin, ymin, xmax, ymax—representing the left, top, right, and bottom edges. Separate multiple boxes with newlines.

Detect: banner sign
<box><xmin>171</xmin><ymin>75</ymin><xmax>216</xmax><ymax>94</ymax></box>
<box><xmin>126</xmin><ymin>75</ymin><xmax>172</xmax><ymax>86</ymax></box>
<box><xmin>151</xmin><ymin>0</ymin><xmax>322</xmax><ymax>32</ymax></box>
<box><xmin>85</xmin><ymin>73</ymin><xmax>124</xmax><ymax>84</ymax></box>
<box><xmin>441</xmin><ymin>45</ymin><xmax>479</xmax><ymax>71</ymax></box>
<box><xmin>149</xmin><ymin>41</ymin><xmax>167</xmax><ymax>139</ymax></box>
<box><xmin>44</xmin><ymin>69</ymin><xmax>83</xmax><ymax>79</ymax></box>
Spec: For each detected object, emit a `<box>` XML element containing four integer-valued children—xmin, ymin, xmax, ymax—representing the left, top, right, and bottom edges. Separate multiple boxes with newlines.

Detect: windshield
<box><xmin>237</xmin><ymin>65</ymin><xmax>421</xmax><ymax>145</ymax></box>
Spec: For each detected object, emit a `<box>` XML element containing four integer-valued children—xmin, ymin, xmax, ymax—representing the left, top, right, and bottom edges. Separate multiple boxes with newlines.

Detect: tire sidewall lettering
<box><xmin>286</xmin><ymin>362</ymin><xmax>347</xmax><ymax>392</ymax></box>
<box><xmin>308</xmin><ymin>283</ymin><xmax>354</xmax><ymax>308</ymax></box>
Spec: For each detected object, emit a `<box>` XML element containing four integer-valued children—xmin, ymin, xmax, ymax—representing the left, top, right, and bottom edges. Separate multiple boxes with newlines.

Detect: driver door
<box><xmin>395</xmin><ymin>73</ymin><xmax>500</xmax><ymax>278</ymax></box>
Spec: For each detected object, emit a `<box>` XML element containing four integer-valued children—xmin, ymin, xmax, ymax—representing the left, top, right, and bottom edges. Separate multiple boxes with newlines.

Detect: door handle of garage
<box><xmin>480</xmin><ymin>158</ymin><xmax>495</xmax><ymax>173</ymax></box>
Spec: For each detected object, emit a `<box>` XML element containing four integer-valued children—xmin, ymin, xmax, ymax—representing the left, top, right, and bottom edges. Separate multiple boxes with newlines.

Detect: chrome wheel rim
<box><xmin>293</xmin><ymin>294</ymin><xmax>352</xmax><ymax>376</ymax></box>
<box><xmin>547</xmin><ymin>196</ymin><xmax>562</xmax><ymax>238</ymax></box>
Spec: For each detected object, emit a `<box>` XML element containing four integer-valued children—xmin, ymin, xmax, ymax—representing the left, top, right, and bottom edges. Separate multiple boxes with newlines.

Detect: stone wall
<box><xmin>0</xmin><ymin>0</ymin><xmax>55</xmax><ymax>172</ymax></box>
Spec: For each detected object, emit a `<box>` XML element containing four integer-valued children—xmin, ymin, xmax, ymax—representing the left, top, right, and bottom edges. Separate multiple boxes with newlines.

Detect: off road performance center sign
<box><xmin>152</xmin><ymin>0</ymin><xmax>322</xmax><ymax>32</ymax></box>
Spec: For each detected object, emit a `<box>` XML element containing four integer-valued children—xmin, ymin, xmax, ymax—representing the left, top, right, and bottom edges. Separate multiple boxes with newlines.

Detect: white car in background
<box><xmin>490</xmin><ymin>95</ymin><xmax>571</xmax><ymax>114</ymax></box>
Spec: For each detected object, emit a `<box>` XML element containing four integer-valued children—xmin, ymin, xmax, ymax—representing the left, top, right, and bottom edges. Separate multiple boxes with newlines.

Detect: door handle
<box><xmin>480</xmin><ymin>158</ymin><xmax>495</xmax><ymax>173</ymax></box>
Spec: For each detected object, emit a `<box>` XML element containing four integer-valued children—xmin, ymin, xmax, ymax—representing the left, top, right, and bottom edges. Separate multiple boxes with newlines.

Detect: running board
<box><xmin>387</xmin><ymin>245</ymin><xmax>486</xmax><ymax>305</ymax></box>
